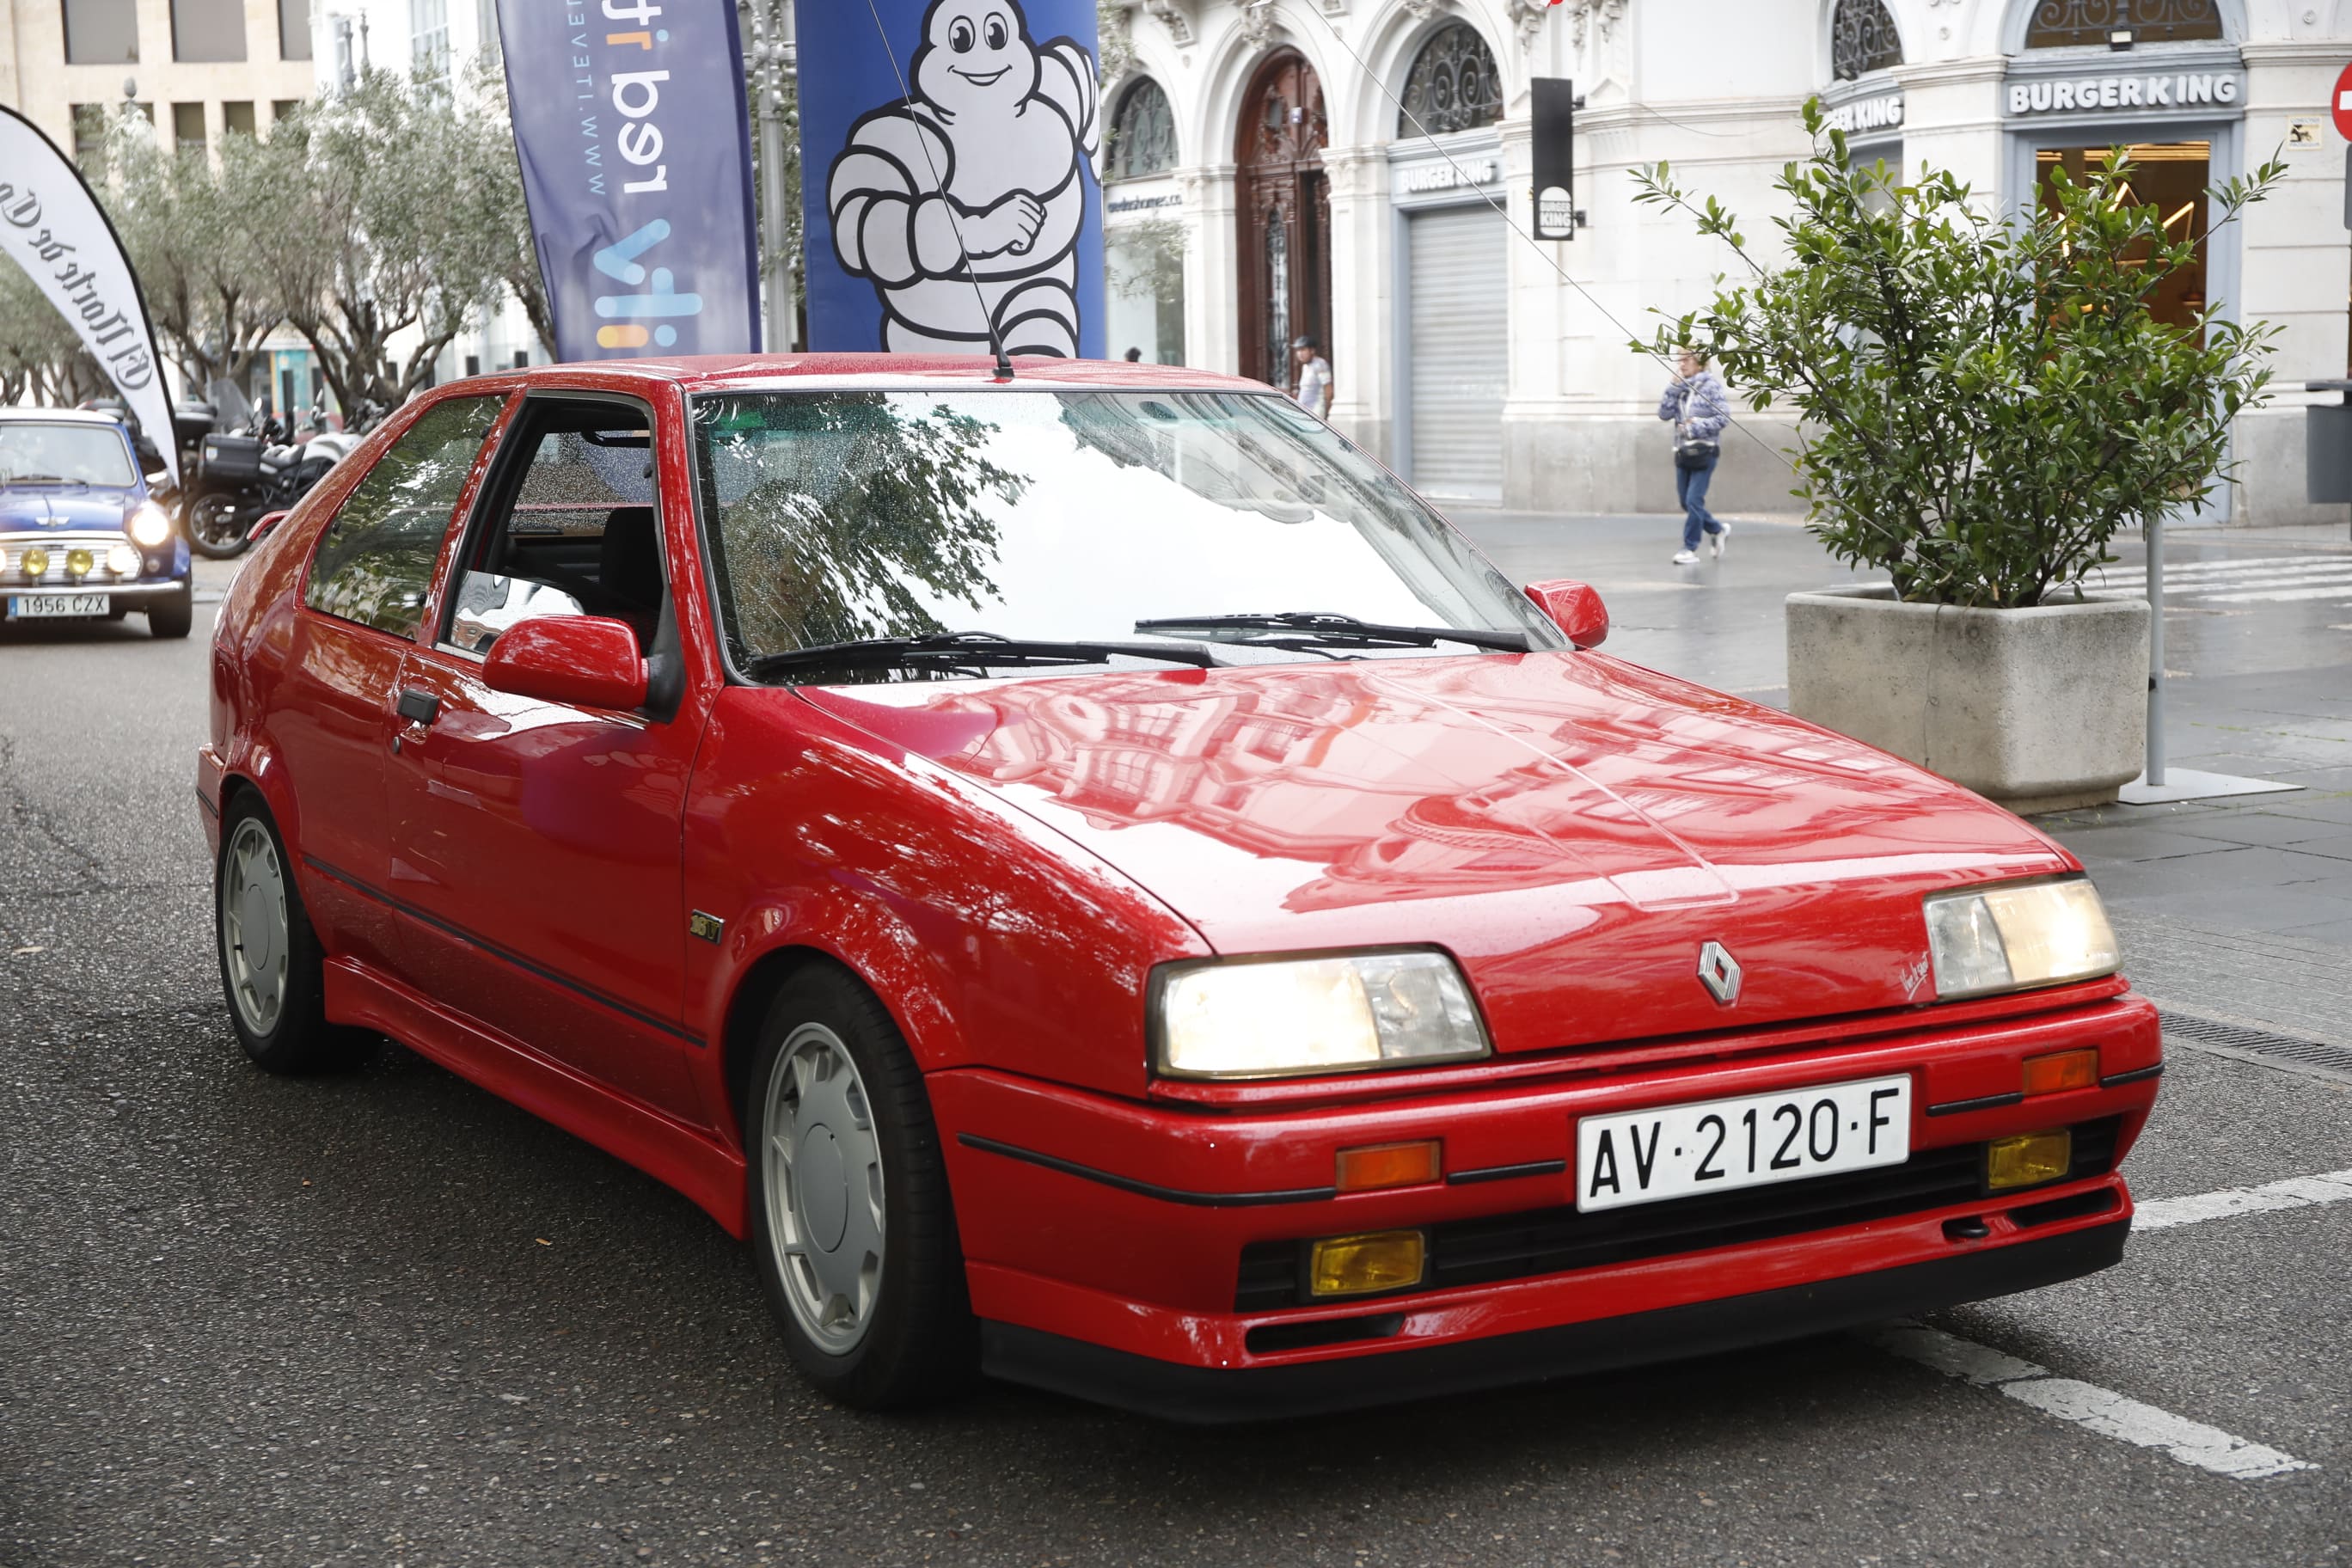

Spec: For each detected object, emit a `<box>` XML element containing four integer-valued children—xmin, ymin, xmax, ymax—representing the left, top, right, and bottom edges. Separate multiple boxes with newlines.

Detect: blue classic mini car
<box><xmin>0</xmin><ymin>408</ymin><xmax>193</xmax><ymax>639</ymax></box>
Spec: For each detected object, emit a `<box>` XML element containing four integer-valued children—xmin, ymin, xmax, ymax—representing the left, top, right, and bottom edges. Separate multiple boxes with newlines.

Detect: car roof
<box><xmin>0</xmin><ymin>407</ymin><xmax>133</xmax><ymax>427</ymax></box>
<box><xmin>437</xmin><ymin>353</ymin><xmax>1272</xmax><ymax>396</ymax></box>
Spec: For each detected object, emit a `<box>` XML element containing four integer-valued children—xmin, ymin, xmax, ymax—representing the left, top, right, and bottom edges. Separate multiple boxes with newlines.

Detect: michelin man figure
<box><xmin>828</xmin><ymin>0</ymin><xmax>1099</xmax><ymax>357</ymax></box>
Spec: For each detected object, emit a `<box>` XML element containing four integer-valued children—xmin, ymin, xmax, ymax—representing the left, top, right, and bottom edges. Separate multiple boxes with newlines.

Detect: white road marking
<box><xmin>2134</xmin><ymin>1168</ymin><xmax>2352</xmax><ymax>1231</ymax></box>
<box><xmin>1865</xmin><ymin>1324</ymin><xmax>2317</xmax><ymax>1479</ymax></box>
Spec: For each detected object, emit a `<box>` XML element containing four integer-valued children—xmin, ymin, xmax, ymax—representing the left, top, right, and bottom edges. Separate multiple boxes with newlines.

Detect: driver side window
<box><xmin>444</xmin><ymin>402</ymin><xmax>668</xmax><ymax>657</ymax></box>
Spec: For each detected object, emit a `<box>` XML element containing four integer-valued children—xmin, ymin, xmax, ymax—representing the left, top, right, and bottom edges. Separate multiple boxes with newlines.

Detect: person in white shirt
<box><xmin>1290</xmin><ymin>335</ymin><xmax>1332</xmax><ymax>419</ymax></box>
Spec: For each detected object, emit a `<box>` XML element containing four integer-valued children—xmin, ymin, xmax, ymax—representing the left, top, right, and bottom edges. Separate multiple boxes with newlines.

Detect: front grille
<box><xmin>1234</xmin><ymin>1118</ymin><xmax>2122</xmax><ymax>1311</ymax></box>
<box><xmin>0</xmin><ymin>534</ymin><xmax>138</xmax><ymax>588</ymax></box>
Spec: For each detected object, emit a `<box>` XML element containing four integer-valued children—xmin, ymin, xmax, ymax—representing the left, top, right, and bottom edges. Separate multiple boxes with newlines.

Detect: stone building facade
<box><xmin>1099</xmin><ymin>0</ymin><xmax>2352</xmax><ymax>523</ymax></box>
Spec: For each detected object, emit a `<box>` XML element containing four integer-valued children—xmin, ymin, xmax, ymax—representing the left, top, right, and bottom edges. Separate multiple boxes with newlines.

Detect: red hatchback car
<box><xmin>199</xmin><ymin>357</ymin><xmax>2159</xmax><ymax>1421</ymax></box>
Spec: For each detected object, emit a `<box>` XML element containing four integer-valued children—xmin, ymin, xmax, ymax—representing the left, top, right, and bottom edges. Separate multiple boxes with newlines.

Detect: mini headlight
<box><xmin>1153</xmin><ymin>949</ymin><xmax>1490</xmax><ymax>1080</ymax></box>
<box><xmin>106</xmin><ymin>544</ymin><xmax>140</xmax><ymax>576</ymax></box>
<box><xmin>126</xmin><ymin>501</ymin><xmax>174</xmax><ymax>548</ymax></box>
<box><xmin>1923</xmin><ymin>878</ymin><xmax>2118</xmax><ymax>1001</ymax></box>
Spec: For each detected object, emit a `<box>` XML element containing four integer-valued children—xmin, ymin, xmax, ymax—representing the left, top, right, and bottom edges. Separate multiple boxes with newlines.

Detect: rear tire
<box><xmin>747</xmin><ymin>965</ymin><xmax>977</xmax><ymax>1409</ymax></box>
<box><xmin>215</xmin><ymin>793</ymin><xmax>371</xmax><ymax>1074</ymax></box>
<box><xmin>148</xmin><ymin>586</ymin><xmax>193</xmax><ymax>640</ymax></box>
<box><xmin>187</xmin><ymin>493</ymin><xmax>252</xmax><ymax>560</ymax></box>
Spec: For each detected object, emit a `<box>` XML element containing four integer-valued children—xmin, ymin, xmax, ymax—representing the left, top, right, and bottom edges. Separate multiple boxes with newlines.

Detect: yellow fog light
<box><xmin>21</xmin><ymin>546</ymin><xmax>49</xmax><ymax>578</ymax></box>
<box><xmin>106</xmin><ymin>544</ymin><xmax>140</xmax><ymax>576</ymax></box>
<box><xmin>65</xmin><ymin>548</ymin><xmax>94</xmax><ymax>578</ymax></box>
<box><xmin>1987</xmin><ymin>1130</ymin><xmax>2072</xmax><ymax>1191</ymax></box>
<box><xmin>1308</xmin><ymin>1230</ymin><xmax>1426</xmax><ymax>1298</ymax></box>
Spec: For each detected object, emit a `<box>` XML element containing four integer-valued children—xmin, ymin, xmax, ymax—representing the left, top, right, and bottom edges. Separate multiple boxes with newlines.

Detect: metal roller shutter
<box><xmin>1406</xmin><ymin>205</ymin><xmax>1507</xmax><ymax>500</ymax></box>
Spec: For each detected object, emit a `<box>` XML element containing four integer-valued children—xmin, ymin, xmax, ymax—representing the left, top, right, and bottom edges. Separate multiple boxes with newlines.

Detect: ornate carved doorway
<box><xmin>1236</xmin><ymin>52</ymin><xmax>1331</xmax><ymax>392</ymax></box>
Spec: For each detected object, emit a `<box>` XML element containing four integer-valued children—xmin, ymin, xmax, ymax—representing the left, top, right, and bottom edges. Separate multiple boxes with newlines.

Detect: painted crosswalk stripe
<box><xmin>1865</xmin><ymin>1324</ymin><xmax>2317</xmax><ymax>1479</ymax></box>
<box><xmin>2133</xmin><ymin>1168</ymin><xmax>2352</xmax><ymax>1231</ymax></box>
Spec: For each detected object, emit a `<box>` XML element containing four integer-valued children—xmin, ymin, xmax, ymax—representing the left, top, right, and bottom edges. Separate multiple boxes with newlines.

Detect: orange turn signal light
<box><xmin>1335</xmin><ymin>1140</ymin><xmax>1442</xmax><ymax>1192</ymax></box>
<box><xmin>2022</xmin><ymin>1048</ymin><xmax>2099</xmax><ymax>1097</ymax></box>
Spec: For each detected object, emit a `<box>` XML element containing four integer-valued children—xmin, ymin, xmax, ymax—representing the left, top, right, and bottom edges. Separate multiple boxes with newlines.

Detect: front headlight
<box><xmin>1923</xmin><ymin>878</ymin><xmax>2118</xmax><ymax>1001</ymax></box>
<box><xmin>126</xmin><ymin>501</ymin><xmax>174</xmax><ymax>548</ymax></box>
<box><xmin>1153</xmin><ymin>949</ymin><xmax>1491</xmax><ymax>1080</ymax></box>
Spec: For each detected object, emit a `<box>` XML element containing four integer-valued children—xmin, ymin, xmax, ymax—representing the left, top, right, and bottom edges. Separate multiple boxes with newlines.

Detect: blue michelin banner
<box><xmin>799</xmin><ymin>0</ymin><xmax>1103</xmax><ymax>358</ymax></box>
<box><xmin>495</xmin><ymin>0</ymin><xmax>761</xmax><ymax>360</ymax></box>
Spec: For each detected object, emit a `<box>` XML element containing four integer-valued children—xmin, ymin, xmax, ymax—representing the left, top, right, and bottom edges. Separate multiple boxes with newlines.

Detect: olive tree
<box><xmin>1634</xmin><ymin>102</ymin><xmax>2282</xmax><ymax>609</ymax></box>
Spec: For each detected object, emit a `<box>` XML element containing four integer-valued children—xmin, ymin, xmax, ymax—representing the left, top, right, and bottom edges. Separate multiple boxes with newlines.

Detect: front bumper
<box><xmin>3</xmin><ymin>579</ymin><xmax>188</xmax><ymax>603</ymax></box>
<box><xmin>984</xmin><ymin>1218</ymin><xmax>2128</xmax><ymax>1423</ymax></box>
<box><xmin>933</xmin><ymin>990</ymin><xmax>2159</xmax><ymax>1417</ymax></box>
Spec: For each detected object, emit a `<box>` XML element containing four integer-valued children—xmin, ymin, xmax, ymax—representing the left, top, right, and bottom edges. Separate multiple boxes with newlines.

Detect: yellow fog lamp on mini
<box><xmin>20</xmin><ymin>546</ymin><xmax>49</xmax><ymax>579</ymax></box>
<box><xmin>1308</xmin><ymin>1230</ymin><xmax>1427</xmax><ymax>1298</ymax></box>
<box><xmin>64</xmin><ymin>548</ymin><xmax>94</xmax><ymax>579</ymax></box>
<box><xmin>105</xmin><ymin>544</ymin><xmax>140</xmax><ymax>577</ymax></box>
<box><xmin>1987</xmin><ymin>1130</ymin><xmax>2073</xmax><ymax>1191</ymax></box>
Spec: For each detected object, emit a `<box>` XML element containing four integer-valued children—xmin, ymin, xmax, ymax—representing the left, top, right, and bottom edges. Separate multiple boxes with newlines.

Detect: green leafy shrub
<box><xmin>1634</xmin><ymin>102</ymin><xmax>2282</xmax><ymax>609</ymax></box>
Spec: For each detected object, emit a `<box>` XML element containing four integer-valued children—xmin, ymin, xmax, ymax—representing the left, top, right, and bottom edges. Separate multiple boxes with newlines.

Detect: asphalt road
<box><xmin>3</xmin><ymin>546</ymin><xmax>2349</xmax><ymax>1567</ymax></box>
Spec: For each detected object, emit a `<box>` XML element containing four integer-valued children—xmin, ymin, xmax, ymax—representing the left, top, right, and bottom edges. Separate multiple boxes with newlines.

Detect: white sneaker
<box><xmin>1671</xmin><ymin>549</ymin><xmax>1700</xmax><ymax>565</ymax></box>
<box><xmin>1710</xmin><ymin>524</ymin><xmax>1730</xmax><ymax>559</ymax></box>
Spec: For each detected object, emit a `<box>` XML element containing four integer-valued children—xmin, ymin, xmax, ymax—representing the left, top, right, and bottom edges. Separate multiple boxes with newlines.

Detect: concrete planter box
<box><xmin>1785</xmin><ymin>586</ymin><xmax>2149</xmax><ymax>813</ymax></box>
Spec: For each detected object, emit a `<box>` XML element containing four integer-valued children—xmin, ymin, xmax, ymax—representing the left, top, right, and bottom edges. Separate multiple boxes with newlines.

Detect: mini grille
<box><xmin>1</xmin><ymin>536</ymin><xmax>139</xmax><ymax>588</ymax></box>
<box><xmin>1234</xmin><ymin>1118</ymin><xmax>2122</xmax><ymax>1312</ymax></box>
<box><xmin>2159</xmin><ymin>1012</ymin><xmax>2352</xmax><ymax>1078</ymax></box>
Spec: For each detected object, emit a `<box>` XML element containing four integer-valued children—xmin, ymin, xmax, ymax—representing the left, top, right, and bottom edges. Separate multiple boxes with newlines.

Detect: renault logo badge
<box><xmin>1698</xmin><ymin>941</ymin><xmax>1743</xmax><ymax>1005</ymax></box>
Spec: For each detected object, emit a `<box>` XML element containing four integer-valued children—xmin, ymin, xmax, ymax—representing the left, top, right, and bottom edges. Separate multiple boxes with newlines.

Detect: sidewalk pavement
<box><xmin>1448</xmin><ymin>508</ymin><xmax>2352</xmax><ymax>1041</ymax></box>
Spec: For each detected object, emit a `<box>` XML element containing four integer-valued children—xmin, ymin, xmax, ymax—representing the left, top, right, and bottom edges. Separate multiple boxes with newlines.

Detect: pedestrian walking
<box><xmin>1658</xmin><ymin>347</ymin><xmax>1730</xmax><ymax>564</ymax></box>
<box><xmin>1291</xmin><ymin>334</ymin><xmax>1332</xmax><ymax>420</ymax></box>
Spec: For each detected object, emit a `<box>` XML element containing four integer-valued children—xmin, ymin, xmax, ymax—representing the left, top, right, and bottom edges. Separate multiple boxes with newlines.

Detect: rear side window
<box><xmin>304</xmin><ymin>395</ymin><xmax>502</xmax><ymax>639</ymax></box>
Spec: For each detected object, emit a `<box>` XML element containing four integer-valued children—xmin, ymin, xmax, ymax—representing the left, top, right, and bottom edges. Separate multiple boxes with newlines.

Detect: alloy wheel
<box><xmin>220</xmin><ymin>817</ymin><xmax>289</xmax><ymax>1036</ymax></box>
<box><xmin>762</xmin><ymin>1023</ymin><xmax>887</xmax><ymax>1355</ymax></box>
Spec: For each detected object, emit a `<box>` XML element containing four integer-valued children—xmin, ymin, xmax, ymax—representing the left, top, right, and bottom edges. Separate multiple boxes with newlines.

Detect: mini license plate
<box><xmin>8</xmin><ymin>594</ymin><xmax>108</xmax><ymax>620</ymax></box>
<box><xmin>1574</xmin><ymin>1074</ymin><xmax>1912</xmax><ymax>1212</ymax></box>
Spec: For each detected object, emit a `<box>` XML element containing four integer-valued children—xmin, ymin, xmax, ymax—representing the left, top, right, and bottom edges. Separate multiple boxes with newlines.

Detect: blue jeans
<box><xmin>1676</xmin><ymin>453</ymin><xmax>1723</xmax><ymax>550</ymax></box>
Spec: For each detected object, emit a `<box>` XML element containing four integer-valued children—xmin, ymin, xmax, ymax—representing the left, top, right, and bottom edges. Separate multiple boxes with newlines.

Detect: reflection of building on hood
<box><xmin>826</xmin><ymin>0</ymin><xmax>1099</xmax><ymax>356</ymax></box>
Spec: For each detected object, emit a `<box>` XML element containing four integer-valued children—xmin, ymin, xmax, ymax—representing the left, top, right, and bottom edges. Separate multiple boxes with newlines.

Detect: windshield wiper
<box><xmin>4</xmin><ymin>473</ymin><xmax>85</xmax><ymax>487</ymax></box>
<box><xmin>1134</xmin><ymin>611</ymin><xmax>1530</xmax><ymax>654</ymax></box>
<box><xmin>744</xmin><ymin>629</ymin><xmax>1224</xmax><ymax>680</ymax></box>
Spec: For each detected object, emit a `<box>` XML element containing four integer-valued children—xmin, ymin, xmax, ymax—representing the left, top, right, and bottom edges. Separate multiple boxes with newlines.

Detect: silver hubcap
<box><xmin>221</xmin><ymin>818</ymin><xmax>289</xmax><ymax>1035</ymax></box>
<box><xmin>762</xmin><ymin>1024</ymin><xmax>885</xmax><ymax>1354</ymax></box>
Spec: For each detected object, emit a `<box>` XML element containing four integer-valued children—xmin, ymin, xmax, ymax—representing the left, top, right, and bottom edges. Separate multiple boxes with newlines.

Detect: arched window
<box><xmin>2024</xmin><ymin>0</ymin><xmax>2223</xmax><ymax>48</ymax></box>
<box><xmin>1831</xmin><ymin>0</ymin><xmax>1903</xmax><ymax>81</ymax></box>
<box><xmin>1399</xmin><ymin>21</ymin><xmax>1502</xmax><ymax>138</ymax></box>
<box><xmin>1108</xmin><ymin>78</ymin><xmax>1178</xmax><ymax>181</ymax></box>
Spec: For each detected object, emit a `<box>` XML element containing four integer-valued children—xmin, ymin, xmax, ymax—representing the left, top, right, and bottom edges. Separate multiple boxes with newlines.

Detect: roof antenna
<box><xmin>859</xmin><ymin>0</ymin><xmax>1015</xmax><ymax>382</ymax></box>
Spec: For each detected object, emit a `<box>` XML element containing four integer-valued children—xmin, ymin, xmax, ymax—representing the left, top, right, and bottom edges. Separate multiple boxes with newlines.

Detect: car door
<box><xmin>383</xmin><ymin>390</ymin><xmax>710</xmax><ymax>1128</ymax></box>
<box><xmin>272</xmin><ymin>393</ymin><xmax>508</xmax><ymax>971</ymax></box>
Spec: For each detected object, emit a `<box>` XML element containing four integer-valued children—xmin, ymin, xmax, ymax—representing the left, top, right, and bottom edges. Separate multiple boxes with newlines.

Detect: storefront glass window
<box><xmin>2024</xmin><ymin>0</ymin><xmax>2223</xmax><ymax>48</ymax></box>
<box><xmin>1399</xmin><ymin>23</ymin><xmax>1502</xmax><ymax>138</ymax></box>
<box><xmin>1109</xmin><ymin>80</ymin><xmax>1178</xmax><ymax>181</ymax></box>
<box><xmin>1832</xmin><ymin>0</ymin><xmax>1903</xmax><ymax>82</ymax></box>
<box><xmin>1107</xmin><ymin>220</ymin><xmax>1188</xmax><ymax>366</ymax></box>
<box><xmin>2038</xmin><ymin>142</ymin><xmax>2209</xmax><ymax>334</ymax></box>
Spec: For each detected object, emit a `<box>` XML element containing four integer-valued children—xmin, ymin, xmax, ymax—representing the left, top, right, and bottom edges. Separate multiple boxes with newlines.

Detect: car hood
<box><xmin>798</xmin><ymin>653</ymin><xmax>2074</xmax><ymax>1052</ymax></box>
<box><xmin>0</xmin><ymin>488</ymin><xmax>134</xmax><ymax>531</ymax></box>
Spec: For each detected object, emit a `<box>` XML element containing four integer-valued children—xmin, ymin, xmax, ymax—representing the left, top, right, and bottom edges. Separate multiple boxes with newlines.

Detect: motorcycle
<box><xmin>178</xmin><ymin>382</ymin><xmax>381</xmax><ymax>560</ymax></box>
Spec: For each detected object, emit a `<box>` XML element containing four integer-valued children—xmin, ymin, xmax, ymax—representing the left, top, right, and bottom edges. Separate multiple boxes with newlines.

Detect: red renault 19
<box><xmin>199</xmin><ymin>356</ymin><xmax>2158</xmax><ymax>1420</ymax></box>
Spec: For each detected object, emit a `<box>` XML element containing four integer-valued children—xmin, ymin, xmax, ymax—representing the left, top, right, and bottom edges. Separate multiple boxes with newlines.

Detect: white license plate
<box><xmin>1575</xmin><ymin>1074</ymin><xmax>1913</xmax><ymax>1212</ymax></box>
<box><xmin>8</xmin><ymin>594</ymin><xmax>109</xmax><ymax>619</ymax></box>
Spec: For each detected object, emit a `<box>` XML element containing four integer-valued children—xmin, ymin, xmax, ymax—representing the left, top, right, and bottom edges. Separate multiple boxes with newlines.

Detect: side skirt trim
<box><xmin>957</xmin><ymin>1133</ymin><xmax>1338</xmax><ymax>1208</ymax></box>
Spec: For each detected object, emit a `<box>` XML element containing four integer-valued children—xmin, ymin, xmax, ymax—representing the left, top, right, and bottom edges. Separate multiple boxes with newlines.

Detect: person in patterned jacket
<box><xmin>1658</xmin><ymin>347</ymin><xmax>1731</xmax><ymax>565</ymax></box>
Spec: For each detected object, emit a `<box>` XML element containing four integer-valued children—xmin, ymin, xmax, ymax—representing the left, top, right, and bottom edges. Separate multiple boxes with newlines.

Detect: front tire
<box><xmin>148</xmin><ymin>585</ymin><xmax>193</xmax><ymax>640</ymax></box>
<box><xmin>215</xmin><ymin>795</ymin><xmax>371</xmax><ymax>1073</ymax></box>
<box><xmin>747</xmin><ymin>965</ymin><xmax>976</xmax><ymax>1408</ymax></box>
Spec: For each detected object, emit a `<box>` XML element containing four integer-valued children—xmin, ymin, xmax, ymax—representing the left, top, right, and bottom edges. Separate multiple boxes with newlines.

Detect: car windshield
<box><xmin>689</xmin><ymin>389</ymin><xmax>1565</xmax><ymax>682</ymax></box>
<box><xmin>0</xmin><ymin>422</ymin><xmax>135</xmax><ymax>487</ymax></box>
